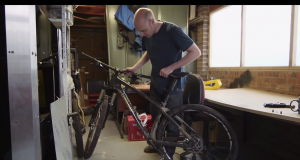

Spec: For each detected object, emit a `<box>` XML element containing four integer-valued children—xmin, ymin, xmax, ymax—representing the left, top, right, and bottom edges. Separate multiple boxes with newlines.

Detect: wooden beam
<box><xmin>72</xmin><ymin>24</ymin><xmax>106</xmax><ymax>28</ymax></box>
<box><xmin>104</xmin><ymin>11</ymin><xmax>106</xmax><ymax>24</ymax></box>
<box><xmin>74</xmin><ymin>16</ymin><xmax>102</xmax><ymax>24</ymax></box>
<box><xmin>76</xmin><ymin>5</ymin><xmax>105</xmax><ymax>8</ymax></box>
<box><xmin>75</xmin><ymin>6</ymin><xmax>105</xmax><ymax>16</ymax></box>
<box><xmin>38</xmin><ymin>5</ymin><xmax>49</xmax><ymax>18</ymax></box>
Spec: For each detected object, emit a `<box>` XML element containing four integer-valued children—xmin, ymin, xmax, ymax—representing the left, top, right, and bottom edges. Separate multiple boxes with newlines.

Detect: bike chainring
<box><xmin>184</xmin><ymin>134</ymin><xmax>204</xmax><ymax>153</ymax></box>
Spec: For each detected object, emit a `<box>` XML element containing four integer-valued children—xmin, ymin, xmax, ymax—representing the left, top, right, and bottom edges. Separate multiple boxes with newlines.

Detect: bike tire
<box><xmin>156</xmin><ymin>104</ymin><xmax>238</xmax><ymax>160</ymax></box>
<box><xmin>72</xmin><ymin>98</ymin><xmax>84</xmax><ymax>159</ymax></box>
<box><xmin>84</xmin><ymin>97</ymin><xmax>108</xmax><ymax>159</ymax></box>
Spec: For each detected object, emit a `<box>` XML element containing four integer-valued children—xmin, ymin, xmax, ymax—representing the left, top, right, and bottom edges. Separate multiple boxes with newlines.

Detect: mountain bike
<box><xmin>82</xmin><ymin>52</ymin><xmax>238</xmax><ymax>160</ymax></box>
<box><xmin>37</xmin><ymin>49</ymin><xmax>85</xmax><ymax>159</ymax></box>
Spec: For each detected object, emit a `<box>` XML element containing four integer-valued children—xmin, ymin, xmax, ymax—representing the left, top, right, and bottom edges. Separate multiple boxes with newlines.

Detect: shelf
<box><xmin>49</xmin><ymin>18</ymin><xmax>63</xmax><ymax>28</ymax></box>
<box><xmin>188</xmin><ymin>16</ymin><xmax>204</xmax><ymax>27</ymax></box>
<box><xmin>49</xmin><ymin>18</ymin><xmax>72</xmax><ymax>29</ymax></box>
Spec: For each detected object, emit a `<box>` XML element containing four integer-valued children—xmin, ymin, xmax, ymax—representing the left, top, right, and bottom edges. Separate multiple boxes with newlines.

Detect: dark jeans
<box><xmin>149</xmin><ymin>86</ymin><xmax>183</xmax><ymax>159</ymax></box>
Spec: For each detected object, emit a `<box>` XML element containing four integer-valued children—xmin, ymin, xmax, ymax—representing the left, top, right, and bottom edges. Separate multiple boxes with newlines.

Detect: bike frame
<box><xmin>83</xmin><ymin>52</ymin><xmax>196</xmax><ymax>158</ymax></box>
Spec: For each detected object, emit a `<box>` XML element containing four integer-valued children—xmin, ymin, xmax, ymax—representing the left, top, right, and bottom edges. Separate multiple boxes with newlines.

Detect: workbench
<box><xmin>204</xmin><ymin>88</ymin><xmax>300</xmax><ymax>159</ymax></box>
<box><xmin>204</xmin><ymin>88</ymin><xmax>300</xmax><ymax>124</ymax></box>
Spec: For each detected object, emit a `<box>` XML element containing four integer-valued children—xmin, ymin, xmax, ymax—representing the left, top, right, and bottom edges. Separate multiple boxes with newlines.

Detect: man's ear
<box><xmin>150</xmin><ymin>18</ymin><xmax>154</xmax><ymax>25</ymax></box>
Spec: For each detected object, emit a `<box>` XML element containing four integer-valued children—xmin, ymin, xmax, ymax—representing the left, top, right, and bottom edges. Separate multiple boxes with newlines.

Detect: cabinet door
<box><xmin>92</xmin><ymin>34</ymin><xmax>108</xmax><ymax>58</ymax></box>
<box><xmin>78</xmin><ymin>59</ymin><xmax>109</xmax><ymax>82</ymax></box>
<box><xmin>71</xmin><ymin>32</ymin><xmax>92</xmax><ymax>59</ymax></box>
<box><xmin>92</xmin><ymin>58</ymin><xmax>109</xmax><ymax>82</ymax></box>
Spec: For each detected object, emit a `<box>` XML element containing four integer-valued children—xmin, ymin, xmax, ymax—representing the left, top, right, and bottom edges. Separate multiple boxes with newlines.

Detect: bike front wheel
<box><xmin>72</xmin><ymin>98</ymin><xmax>84</xmax><ymax>159</ymax></box>
<box><xmin>84</xmin><ymin>97</ymin><xmax>109</xmax><ymax>159</ymax></box>
<box><xmin>156</xmin><ymin>104</ymin><xmax>238</xmax><ymax>160</ymax></box>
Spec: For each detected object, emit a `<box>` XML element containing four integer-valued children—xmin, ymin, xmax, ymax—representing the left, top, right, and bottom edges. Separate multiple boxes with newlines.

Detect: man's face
<box><xmin>135</xmin><ymin>19</ymin><xmax>154</xmax><ymax>38</ymax></box>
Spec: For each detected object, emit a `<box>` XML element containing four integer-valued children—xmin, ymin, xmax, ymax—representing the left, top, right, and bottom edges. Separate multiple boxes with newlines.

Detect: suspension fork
<box><xmin>89</xmin><ymin>89</ymin><xmax>106</xmax><ymax>127</ymax></box>
<box><xmin>102</xmin><ymin>92</ymin><xmax>117</xmax><ymax>129</ymax></box>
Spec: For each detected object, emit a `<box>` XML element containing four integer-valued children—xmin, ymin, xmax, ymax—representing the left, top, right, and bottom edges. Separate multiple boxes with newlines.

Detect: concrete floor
<box><xmin>74</xmin><ymin>114</ymin><xmax>161</xmax><ymax>160</ymax></box>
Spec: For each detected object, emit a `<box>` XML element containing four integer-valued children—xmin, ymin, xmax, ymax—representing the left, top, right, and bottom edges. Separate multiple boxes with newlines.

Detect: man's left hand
<box><xmin>159</xmin><ymin>66</ymin><xmax>173</xmax><ymax>78</ymax></box>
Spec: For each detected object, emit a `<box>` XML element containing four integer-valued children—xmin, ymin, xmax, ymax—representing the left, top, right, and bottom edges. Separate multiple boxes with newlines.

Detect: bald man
<box><xmin>123</xmin><ymin>8</ymin><xmax>201</xmax><ymax>159</ymax></box>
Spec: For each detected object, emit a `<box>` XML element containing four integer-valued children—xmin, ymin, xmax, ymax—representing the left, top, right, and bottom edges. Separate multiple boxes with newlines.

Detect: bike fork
<box><xmin>89</xmin><ymin>89</ymin><xmax>106</xmax><ymax>127</ymax></box>
<box><xmin>102</xmin><ymin>93</ymin><xmax>117</xmax><ymax>129</ymax></box>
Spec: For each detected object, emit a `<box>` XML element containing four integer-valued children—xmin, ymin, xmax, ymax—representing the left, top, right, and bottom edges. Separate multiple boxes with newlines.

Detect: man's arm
<box><xmin>132</xmin><ymin>51</ymin><xmax>150</xmax><ymax>70</ymax></box>
<box><xmin>159</xmin><ymin>43</ymin><xmax>201</xmax><ymax>78</ymax></box>
<box><xmin>124</xmin><ymin>51</ymin><xmax>150</xmax><ymax>73</ymax></box>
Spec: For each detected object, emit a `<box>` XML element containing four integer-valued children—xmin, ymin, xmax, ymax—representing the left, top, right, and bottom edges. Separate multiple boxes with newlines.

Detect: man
<box><xmin>123</xmin><ymin>8</ymin><xmax>201</xmax><ymax>159</ymax></box>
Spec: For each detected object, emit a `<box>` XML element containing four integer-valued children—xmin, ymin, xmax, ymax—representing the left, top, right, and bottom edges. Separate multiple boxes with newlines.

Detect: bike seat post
<box><xmin>162</xmin><ymin>78</ymin><xmax>178</xmax><ymax>106</ymax></box>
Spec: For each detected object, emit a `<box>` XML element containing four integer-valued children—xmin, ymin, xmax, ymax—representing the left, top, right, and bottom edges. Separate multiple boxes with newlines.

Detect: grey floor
<box><xmin>73</xmin><ymin>113</ymin><xmax>161</xmax><ymax>160</ymax></box>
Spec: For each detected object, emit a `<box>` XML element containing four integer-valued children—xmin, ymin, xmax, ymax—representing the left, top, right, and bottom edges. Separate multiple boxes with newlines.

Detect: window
<box><xmin>209</xmin><ymin>5</ymin><xmax>242</xmax><ymax>67</ymax></box>
<box><xmin>209</xmin><ymin>5</ymin><xmax>297</xmax><ymax>68</ymax></box>
<box><xmin>295</xmin><ymin>6</ymin><xmax>300</xmax><ymax>66</ymax></box>
<box><xmin>243</xmin><ymin>5</ymin><xmax>292</xmax><ymax>66</ymax></box>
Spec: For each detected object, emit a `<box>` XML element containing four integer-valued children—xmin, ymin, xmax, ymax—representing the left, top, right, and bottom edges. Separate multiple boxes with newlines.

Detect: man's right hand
<box><xmin>123</xmin><ymin>67</ymin><xmax>137</xmax><ymax>76</ymax></box>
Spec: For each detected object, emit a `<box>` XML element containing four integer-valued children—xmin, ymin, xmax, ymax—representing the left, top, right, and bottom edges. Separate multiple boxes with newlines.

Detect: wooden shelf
<box><xmin>188</xmin><ymin>16</ymin><xmax>204</xmax><ymax>27</ymax></box>
<box><xmin>49</xmin><ymin>17</ymin><xmax>73</xmax><ymax>29</ymax></box>
<box><xmin>48</xmin><ymin>18</ymin><xmax>64</xmax><ymax>28</ymax></box>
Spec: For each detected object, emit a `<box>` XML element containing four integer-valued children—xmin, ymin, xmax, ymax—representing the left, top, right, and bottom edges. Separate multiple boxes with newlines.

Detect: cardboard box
<box><xmin>127</xmin><ymin>114</ymin><xmax>152</xmax><ymax>141</ymax></box>
<box><xmin>189</xmin><ymin>120</ymin><xmax>220</xmax><ymax>143</ymax></box>
<box><xmin>78</xmin><ymin>69</ymin><xmax>90</xmax><ymax>108</ymax></box>
<box><xmin>122</xmin><ymin>110</ymin><xmax>131</xmax><ymax>135</ymax></box>
<box><xmin>70</xmin><ymin>52</ymin><xmax>75</xmax><ymax>71</ymax></box>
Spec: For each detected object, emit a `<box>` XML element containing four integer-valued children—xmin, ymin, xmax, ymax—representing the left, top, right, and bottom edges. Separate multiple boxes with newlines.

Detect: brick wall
<box><xmin>209</xmin><ymin>70</ymin><xmax>300</xmax><ymax>96</ymax></box>
<box><xmin>196</xmin><ymin>5</ymin><xmax>209</xmax><ymax>81</ymax></box>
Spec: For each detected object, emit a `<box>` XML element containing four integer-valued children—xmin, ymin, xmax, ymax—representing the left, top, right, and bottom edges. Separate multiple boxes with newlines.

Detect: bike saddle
<box><xmin>170</xmin><ymin>72</ymin><xmax>192</xmax><ymax>79</ymax></box>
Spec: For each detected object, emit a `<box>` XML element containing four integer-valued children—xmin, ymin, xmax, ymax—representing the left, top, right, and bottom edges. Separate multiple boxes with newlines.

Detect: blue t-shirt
<box><xmin>142</xmin><ymin>21</ymin><xmax>194</xmax><ymax>94</ymax></box>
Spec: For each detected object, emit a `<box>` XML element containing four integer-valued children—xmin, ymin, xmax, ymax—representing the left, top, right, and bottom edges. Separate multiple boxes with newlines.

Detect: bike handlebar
<box><xmin>82</xmin><ymin>52</ymin><xmax>151</xmax><ymax>79</ymax></box>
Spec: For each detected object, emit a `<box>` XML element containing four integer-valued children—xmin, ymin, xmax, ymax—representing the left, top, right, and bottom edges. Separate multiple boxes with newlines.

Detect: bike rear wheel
<box><xmin>156</xmin><ymin>104</ymin><xmax>238</xmax><ymax>160</ymax></box>
<box><xmin>84</xmin><ymin>96</ymin><xmax>108</xmax><ymax>159</ymax></box>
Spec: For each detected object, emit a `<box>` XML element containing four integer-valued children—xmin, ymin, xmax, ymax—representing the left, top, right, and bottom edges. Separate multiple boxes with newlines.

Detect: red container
<box><xmin>127</xmin><ymin>114</ymin><xmax>152</xmax><ymax>141</ymax></box>
<box><xmin>88</xmin><ymin>93</ymin><xmax>99</xmax><ymax>108</ymax></box>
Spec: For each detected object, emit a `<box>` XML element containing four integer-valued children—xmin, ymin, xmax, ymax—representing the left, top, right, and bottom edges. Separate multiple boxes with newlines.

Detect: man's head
<box><xmin>134</xmin><ymin>8</ymin><xmax>156</xmax><ymax>38</ymax></box>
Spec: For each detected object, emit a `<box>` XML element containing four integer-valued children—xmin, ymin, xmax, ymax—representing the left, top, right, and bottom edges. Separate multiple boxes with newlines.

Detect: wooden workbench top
<box><xmin>205</xmin><ymin>88</ymin><xmax>300</xmax><ymax>123</ymax></box>
<box><xmin>121</xmin><ymin>84</ymin><xmax>150</xmax><ymax>92</ymax></box>
<box><xmin>130</xmin><ymin>84</ymin><xmax>150</xmax><ymax>91</ymax></box>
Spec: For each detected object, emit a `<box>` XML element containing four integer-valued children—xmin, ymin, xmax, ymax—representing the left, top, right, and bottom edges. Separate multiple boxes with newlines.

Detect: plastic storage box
<box><xmin>127</xmin><ymin>114</ymin><xmax>152</xmax><ymax>141</ymax></box>
<box><xmin>48</xmin><ymin>5</ymin><xmax>74</xmax><ymax>26</ymax></box>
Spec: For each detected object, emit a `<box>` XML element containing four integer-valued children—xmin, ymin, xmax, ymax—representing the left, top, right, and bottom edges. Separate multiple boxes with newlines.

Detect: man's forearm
<box><xmin>169</xmin><ymin>46</ymin><xmax>201</xmax><ymax>71</ymax></box>
<box><xmin>133</xmin><ymin>51</ymin><xmax>150</xmax><ymax>70</ymax></box>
